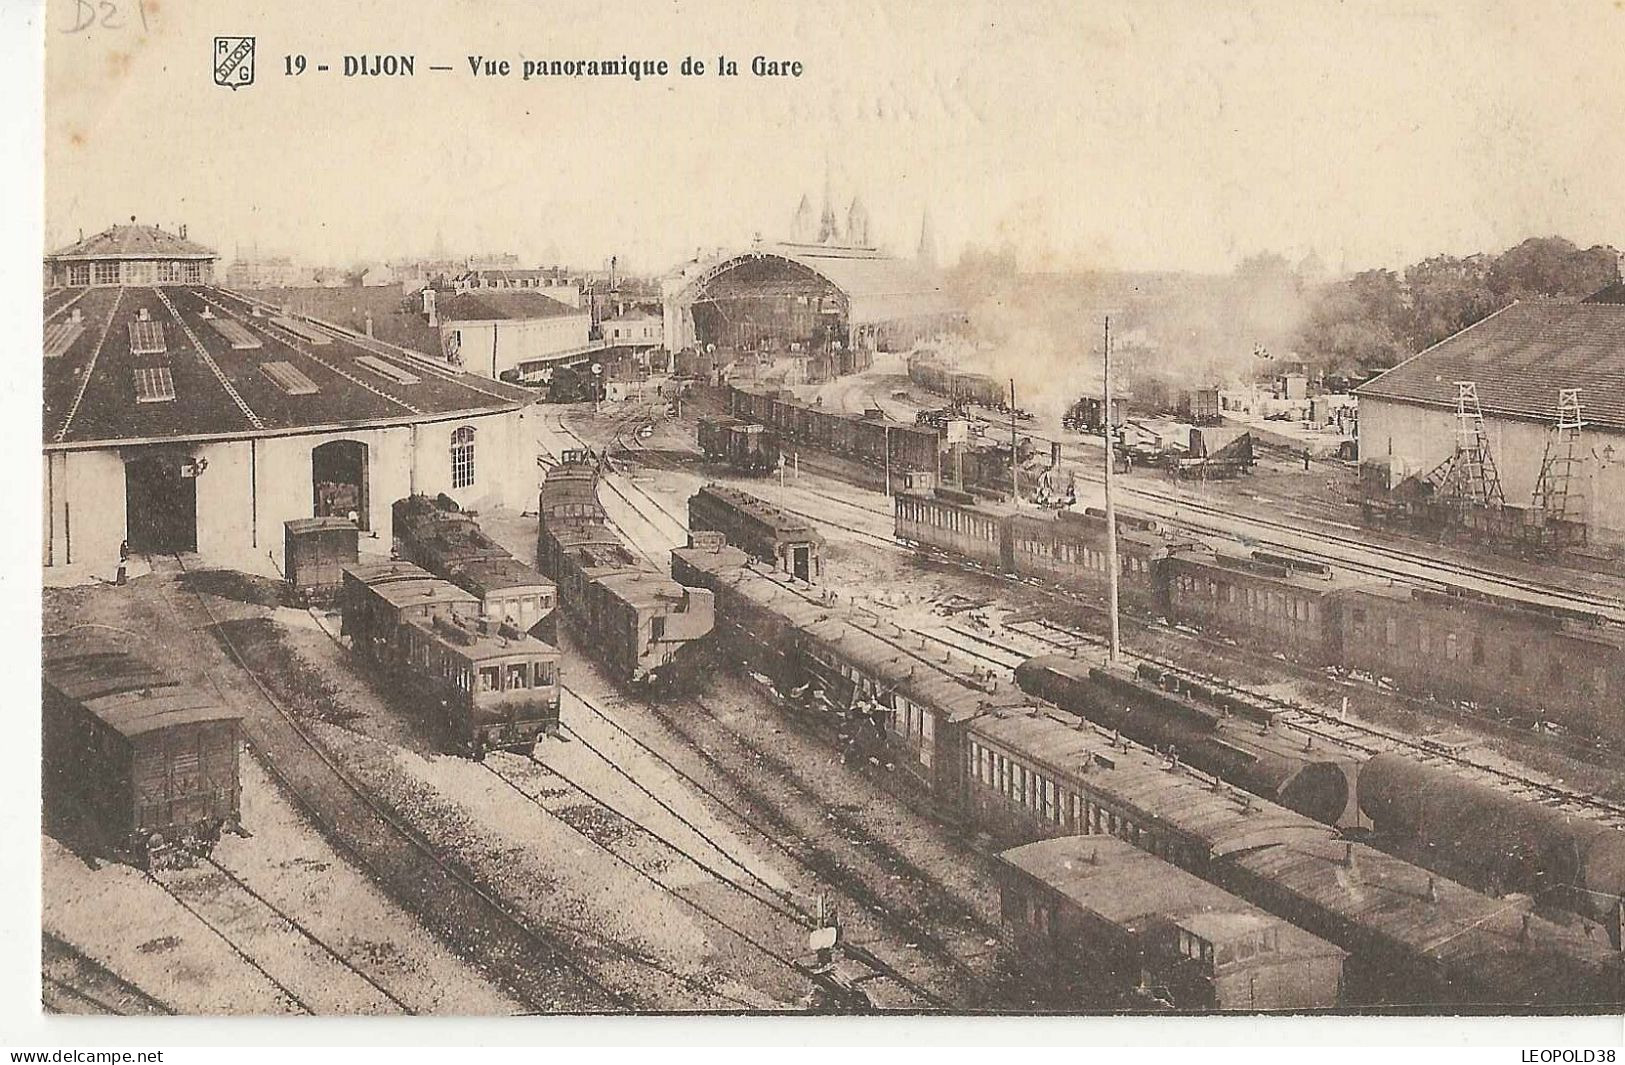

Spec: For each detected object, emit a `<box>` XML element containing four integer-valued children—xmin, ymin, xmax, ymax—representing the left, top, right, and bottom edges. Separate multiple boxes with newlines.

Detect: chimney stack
<box><xmin>180</xmin><ymin>223</ymin><xmax>188</xmax><ymax>239</ymax></box>
<box><xmin>365</xmin><ymin>313</ymin><xmax>375</xmax><ymax>338</ymax></box>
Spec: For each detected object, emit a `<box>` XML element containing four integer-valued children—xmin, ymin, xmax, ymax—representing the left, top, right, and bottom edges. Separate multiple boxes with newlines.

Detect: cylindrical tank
<box><xmin>1014</xmin><ymin>654</ymin><xmax>1354</xmax><ymax>826</ymax></box>
<box><xmin>1358</xmin><ymin>753</ymin><xmax>1623</xmax><ymax>923</ymax></box>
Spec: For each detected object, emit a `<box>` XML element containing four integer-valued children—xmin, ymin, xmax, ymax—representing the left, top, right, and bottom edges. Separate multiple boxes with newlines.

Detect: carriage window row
<box><xmin>1173</xmin><ymin>574</ymin><xmax>1317</xmax><ymax>624</ymax></box>
<box><xmin>898</xmin><ymin>500</ymin><xmax>997</xmax><ymax>541</ymax></box>
<box><xmin>967</xmin><ymin>739</ymin><xmax>1193</xmax><ymax>865</ymax></box>
<box><xmin>1015</xmin><ymin>538</ymin><xmax>1148</xmax><ymax>575</ymax></box>
<box><xmin>1358</xmin><ymin>611</ymin><xmax>1591</xmax><ymax>691</ymax></box>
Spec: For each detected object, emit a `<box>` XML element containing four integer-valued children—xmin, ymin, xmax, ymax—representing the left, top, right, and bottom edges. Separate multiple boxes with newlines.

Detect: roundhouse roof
<box><xmin>42</xmin><ymin>285</ymin><xmax>536</xmax><ymax>448</ymax></box>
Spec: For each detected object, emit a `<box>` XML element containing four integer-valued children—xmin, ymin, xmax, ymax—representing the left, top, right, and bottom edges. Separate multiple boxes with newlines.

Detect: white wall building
<box><xmin>436</xmin><ymin>289</ymin><xmax>593</xmax><ymax>379</ymax></box>
<box><xmin>1355</xmin><ymin>299</ymin><xmax>1625</xmax><ymax>546</ymax></box>
<box><xmin>43</xmin><ymin>237</ymin><xmax>541</xmax><ymax>575</ymax></box>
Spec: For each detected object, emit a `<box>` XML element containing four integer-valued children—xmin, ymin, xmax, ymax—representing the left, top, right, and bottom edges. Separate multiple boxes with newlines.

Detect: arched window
<box><xmin>451</xmin><ymin>426</ymin><xmax>476</xmax><ymax>488</ymax></box>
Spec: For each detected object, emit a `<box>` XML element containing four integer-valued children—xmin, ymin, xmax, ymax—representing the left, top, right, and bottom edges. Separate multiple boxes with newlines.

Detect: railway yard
<box><xmin>40</xmin><ymin>359</ymin><xmax>1625</xmax><ymax>1015</ymax></box>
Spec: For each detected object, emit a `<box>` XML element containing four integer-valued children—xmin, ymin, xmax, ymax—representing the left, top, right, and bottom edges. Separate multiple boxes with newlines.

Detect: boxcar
<box><xmin>284</xmin><ymin>517</ymin><xmax>359</xmax><ymax>604</ymax></box>
<box><xmin>997</xmin><ymin>836</ymin><xmax>1346</xmax><ymax>1011</ymax></box>
<box><xmin>43</xmin><ymin>646</ymin><xmax>241</xmax><ymax>868</ymax></box>
<box><xmin>688</xmin><ymin>484</ymin><xmax>823</xmax><ymax>582</ymax></box>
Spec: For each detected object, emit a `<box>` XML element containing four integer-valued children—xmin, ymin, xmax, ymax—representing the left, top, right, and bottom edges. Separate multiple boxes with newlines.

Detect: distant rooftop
<box><xmin>48</xmin><ymin>223</ymin><xmax>217</xmax><ymax>262</ymax></box>
<box><xmin>438</xmin><ymin>290</ymin><xmax>586</xmax><ymax>322</ymax></box>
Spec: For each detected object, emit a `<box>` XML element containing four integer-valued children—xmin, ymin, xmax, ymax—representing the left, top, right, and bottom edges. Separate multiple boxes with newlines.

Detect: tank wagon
<box><xmin>688</xmin><ymin>484</ymin><xmax>823</xmax><ymax>582</ymax></box>
<box><xmin>696</xmin><ymin>414</ymin><xmax>781</xmax><ymax>475</ymax></box>
<box><xmin>537</xmin><ymin>451</ymin><xmax>714</xmax><ymax>687</ymax></box>
<box><xmin>897</xmin><ymin>489</ymin><xmax>1625</xmax><ymax>744</ymax></box>
<box><xmin>1357</xmin><ymin>753</ymin><xmax>1625</xmax><ymax>928</ymax></box>
<box><xmin>43</xmin><ymin>643</ymin><xmax>242</xmax><ymax>868</ymax></box>
<box><xmin>392</xmin><ymin>494</ymin><xmax>558</xmax><ymax>642</ymax></box>
<box><xmin>340</xmin><ymin>561</ymin><xmax>561</xmax><ymax>757</ymax></box>
<box><xmin>671</xmin><ymin>539</ymin><xmax>1624</xmax><ymax>1008</ymax></box>
<box><xmin>1012</xmin><ymin>655</ymin><xmax>1363</xmax><ymax>828</ymax></box>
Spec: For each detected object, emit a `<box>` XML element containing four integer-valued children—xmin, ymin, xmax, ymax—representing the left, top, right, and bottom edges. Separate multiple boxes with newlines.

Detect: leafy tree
<box><xmin>1404</xmin><ymin>253</ymin><xmax>1496</xmax><ymax>351</ymax></box>
<box><xmin>1486</xmin><ymin>237</ymin><xmax>1620</xmax><ymax>300</ymax></box>
<box><xmin>1298</xmin><ymin>268</ymin><xmax>1409</xmax><ymax>373</ymax></box>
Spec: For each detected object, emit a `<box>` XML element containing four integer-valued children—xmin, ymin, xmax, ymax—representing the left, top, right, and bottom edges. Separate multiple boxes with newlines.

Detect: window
<box><xmin>68</xmin><ymin>264</ymin><xmax>90</xmax><ymax>286</ymax></box>
<box><xmin>93</xmin><ymin>261</ymin><xmax>120</xmax><ymax>285</ymax></box>
<box><xmin>1471</xmin><ymin>635</ymin><xmax>1485</xmax><ymax>666</ymax></box>
<box><xmin>1385</xmin><ymin>617</ymin><xmax>1398</xmax><ymax>647</ymax></box>
<box><xmin>1445</xmin><ymin>633</ymin><xmax>1458</xmax><ymax>661</ymax></box>
<box><xmin>506</xmin><ymin>663</ymin><xmax>530</xmax><ymax>689</ymax></box>
<box><xmin>478</xmin><ymin>666</ymin><xmax>500</xmax><ymax>692</ymax></box>
<box><xmin>451</xmin><ymin>426</ymin><xmax>476</xmax><ymax>488</ymax></box>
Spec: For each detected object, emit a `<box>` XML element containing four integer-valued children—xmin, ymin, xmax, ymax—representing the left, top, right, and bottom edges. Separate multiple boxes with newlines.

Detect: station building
<box><xmin>1355</xmin><ymin>298</ymin><xmax>1625</xmax><ymax>547</ymax></box>
<box><xmin>42</xmin><ymin>224</ymin><xmax>541</xmax><ymax>576</ymax></box>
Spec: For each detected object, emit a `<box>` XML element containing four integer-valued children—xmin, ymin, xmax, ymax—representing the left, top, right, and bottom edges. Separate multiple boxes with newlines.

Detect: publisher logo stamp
<box><xmin>214</xmin><ymin>36</ymin><xmax>256</xmax><ymax>89</ymax></box>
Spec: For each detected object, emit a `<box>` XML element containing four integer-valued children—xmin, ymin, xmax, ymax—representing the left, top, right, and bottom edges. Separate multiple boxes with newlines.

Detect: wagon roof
<box><xmin>402</xmin><ymin>616</ymin><xmax>558</xmax><ymax>661</ymax></box>
<box><xmin>285</xmin><ymin>517</ymin><xmax>358</xmax><ymax>535</ymax></box>
<box><xmin>45</xmin><ymin>650</ymin><xmax>238</xmax><ymax>735</ymax></box>
<box><xmin>448</xmin><ymin>556</ymin><xmax>553</xmax><ymax>596</ymax></box>
<box><xmin>970</xmin><ymin>710</ymin><xmax>1333</xmax><ymax>856</ymax></box>
<box><xmin>595</xmin><ymin>569</ymin><xmax>696</xmax><ymax>609</ymax></box>
<box><xmin>999</xmin><ymin>836</ymin><xmax>1341</xmax><ymax>957</ymax></box>
<box><xmin>696</xmin><ymin>484</ymin><xmax>824</xmax><ymax>541</ymax></box>
<box><xmin>1222</xmin><ymin>838</ymin><xmax>1618</xmax><ymax>1001</ymax></box>
<box><xmin>343</xmin><ymin>560</ymin><xmax>434</xmax><ymax>585</ymax></box>
<box><xmin>366</xmin><ymin>576</ymin><xmax>479</xmax><ymax>609</ymax></box>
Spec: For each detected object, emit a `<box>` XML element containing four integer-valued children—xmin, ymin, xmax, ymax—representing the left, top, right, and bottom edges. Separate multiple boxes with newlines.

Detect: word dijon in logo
<box><xmin>213</xmin><ymin>36</ymin><xmax>256</xmax><ymax>89</ymax></box>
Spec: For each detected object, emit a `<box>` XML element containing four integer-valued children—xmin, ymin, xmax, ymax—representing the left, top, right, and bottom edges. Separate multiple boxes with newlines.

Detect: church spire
<box><xmin>916</xmin><ymin>207</ymin><xmax>938</xmax><ymax>267</ymax></box>
<box><xmin>817</xmin><ymin>158</ymin><xmax>841</xmax><ymax>243</ymax></box>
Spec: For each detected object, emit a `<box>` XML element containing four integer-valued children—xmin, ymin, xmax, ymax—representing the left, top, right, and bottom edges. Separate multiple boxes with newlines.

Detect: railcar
<box><xmin>1336</xmin><ymin>582</ymin><xmax>1625</xmax><ymax>741</ymax></box>
<box><xmin>392</xmin><ymin>494</ymin><xmax>558</xmax><ymax>642</ymax></box>
<box><xmin>729</xmin><ymin>385</ymin><xmax>947</xmax><ymax>480</ymax></box>
<box><xmin>340</xmin><ymin>561</ymin><xmax>560</xmax><ymax>756</ymax></box>
<box><xmin>43</xmin><ymin>644</ymin><xmax>242</xmax><ymax>868</ymax></box>
<box><xmin>674</xmin><ymin>539</ymin><xmax>1624</xmax><ymax>1008</ymax></box>
<box><xmin>1159</xmin><ymin>548</ymin><xmax>1347</xmax><ymax>663</ymax></box>
<box><xmin>538</xmin><ymin>451</ymin><xmax>714</xmax><ymax>687</ymax></box>
<box><xmin>688</xmin><ymin>484</ymin><xmax>823</xmax><ymax>582</ymax></box>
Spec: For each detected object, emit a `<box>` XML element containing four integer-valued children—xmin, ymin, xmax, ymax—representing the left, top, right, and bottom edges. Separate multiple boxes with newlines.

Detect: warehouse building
<box><xmin>42</xmin><ymin>224</ymin><xmax>541</xmax><ymax>576</ymax></box>
<box><xmin>1355</xmin><ymin>300</ymin><xmax>1625</xmax><ymax>547</ymax></box>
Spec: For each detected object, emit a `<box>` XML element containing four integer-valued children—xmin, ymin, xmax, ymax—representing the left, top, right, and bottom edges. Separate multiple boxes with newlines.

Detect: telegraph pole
<box><xmin>1103</xmin><ymin>317</ymin><xmax>1121</xmax><ymax>664</ymax></box>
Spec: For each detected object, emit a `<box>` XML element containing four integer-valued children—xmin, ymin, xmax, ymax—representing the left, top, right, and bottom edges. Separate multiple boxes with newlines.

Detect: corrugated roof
<box><xmin>438</xmin><ymin>290</ymin><xmax>585</xmax><ymax>322</ymax></box>
<box><xmin>1354</xmin><ymin>302</ymin><xmax>1625</xmax><ymax>433</ymax></box>
<box><xmin>47</xmin><ymin>224</ymin><xmax>217</xmax><ymax>262</ymax></box>
<box><xmin>1583</xmin><ymin>282</ymin><xmax>1625</xmax><ymax>305</ymax></box>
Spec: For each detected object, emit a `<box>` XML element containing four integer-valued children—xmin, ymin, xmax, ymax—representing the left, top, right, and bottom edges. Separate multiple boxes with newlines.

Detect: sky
<box><xmin>43</xmin><ymin>0</ymin><xmax>1625</xmax><ymax>276</ymax></box>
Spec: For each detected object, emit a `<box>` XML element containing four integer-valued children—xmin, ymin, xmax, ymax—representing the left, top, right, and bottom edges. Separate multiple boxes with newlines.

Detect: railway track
<box><xmin>147</xmin><ymin>555</ymin><xmax>630</xmax><ymax>1013</ymax></box>
<box><xmin>41</xmin><ymin>934</ymin><xmax>174</xmax><ymax>1017</ymax></box>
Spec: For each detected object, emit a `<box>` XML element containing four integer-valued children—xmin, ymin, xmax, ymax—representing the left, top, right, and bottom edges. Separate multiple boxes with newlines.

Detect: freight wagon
<box><xmin>696</xmin><ymin>414</ymin><xmax>781</xmax><ymax>475</ymax></box>
<box><xmin>43</xmin><ymin>643</ymin><xmax>242</xmax><ymax>868</ymax></box>
<box><xmin>688</xmin><ymin>484</ymin><xmax>823</xmax><ymax>582</ymax></box>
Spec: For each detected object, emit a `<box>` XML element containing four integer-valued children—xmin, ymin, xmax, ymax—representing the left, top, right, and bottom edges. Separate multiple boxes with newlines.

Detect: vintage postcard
<box><xmin>22</xmin><ymin>0</ymin><xmax>1625</xmax><ymax>1039</ymax></box>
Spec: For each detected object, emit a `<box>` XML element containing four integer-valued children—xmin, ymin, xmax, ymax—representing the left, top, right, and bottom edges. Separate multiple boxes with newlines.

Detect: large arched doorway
<box><xmin>312</xmin><ymin>439</ymin><xmax>369</xmax><ymax>530</ymax></box>
<box><xmin>125</xmin><ymin>449</ymin><xmax>198</xmax><ymax>553</ymax></box>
